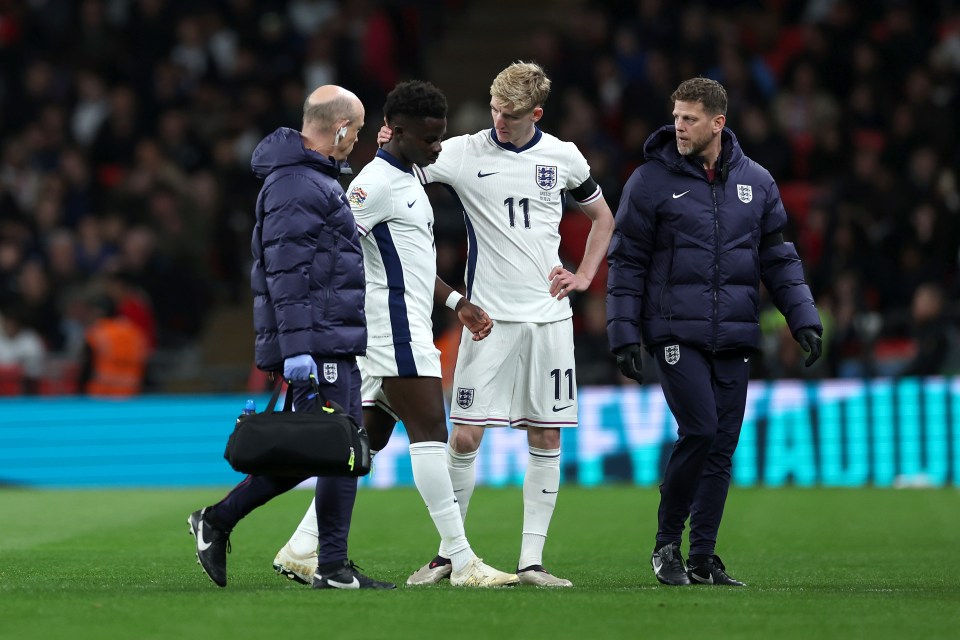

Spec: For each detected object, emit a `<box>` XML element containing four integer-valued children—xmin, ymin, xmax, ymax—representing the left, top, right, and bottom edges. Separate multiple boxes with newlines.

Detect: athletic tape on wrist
<box><xmin>445</xmin><ymin>291</ymin><xmax>464</xmax><ymax>310</ymax></box>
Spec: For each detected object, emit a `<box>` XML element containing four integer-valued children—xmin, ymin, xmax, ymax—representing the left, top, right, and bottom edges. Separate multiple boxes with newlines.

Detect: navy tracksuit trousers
<box><xmin>211</xmin><ymin>359</ymin><xmax>361</xmax><ymax>565</ymax></box>
<box><xmin>653</xmin><ymin>344</ymin><xmax>750</xmax><ymax>557</ymax></box>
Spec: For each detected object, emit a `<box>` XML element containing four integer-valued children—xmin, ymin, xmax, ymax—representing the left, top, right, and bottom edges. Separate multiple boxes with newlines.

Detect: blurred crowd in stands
<box><xmin>1</xmin><ymin>0</ymin><xmax>959</xmax><ymax>395</ymax></box>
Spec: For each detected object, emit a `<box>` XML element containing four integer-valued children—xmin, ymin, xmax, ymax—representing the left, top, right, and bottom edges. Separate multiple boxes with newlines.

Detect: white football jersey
<box><xmin>415</xmin><ymin>128</ymin><xmax>602</xmax><ymax>322</ymax></box>
<box><xmin>348</xmin><ymin>150</ymin><xmax>436</xmax><ymax>347</ymax></box>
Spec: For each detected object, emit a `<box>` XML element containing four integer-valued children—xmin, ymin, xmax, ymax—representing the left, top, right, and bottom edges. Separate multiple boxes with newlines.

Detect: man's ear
<box><xmin>532</xmin><ymin>106</ymin><xmax>544</xmax><ymax>123</ymax></box>
<box><xmin>713</xmin><ymin>114</ymin><xmax>726</xmax><ymax>133</ymax></box>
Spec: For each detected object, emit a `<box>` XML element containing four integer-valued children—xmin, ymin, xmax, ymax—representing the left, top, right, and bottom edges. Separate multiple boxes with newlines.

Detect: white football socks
<box><xmin>447</xmin><ymin>446</ymin><xmax>478</xmax><ymax>521</ymax></box>
<box><xmin>287</xmin><ymin>497</ymin><xmax>319</xmax><ymax>558</ymax></box>
<box><xmin>518</xmin><ymin>446</ymin><xmax>560</xmax><ymax>570</ymax></box>
<box><xmin>438</xmin><ymin>445</ymin><xmax>478</xmax><ymax>558</ymax></box>
<box><xmin>410</xmin><ymin>442</ymin><xmax>473</xmax><ymax>571</ymax></box>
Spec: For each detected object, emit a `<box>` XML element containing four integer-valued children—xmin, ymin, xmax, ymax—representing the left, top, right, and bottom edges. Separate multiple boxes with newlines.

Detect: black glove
<box><xmin>614</xmin><ymin>344</ymin><xmax>643</xmax><ymax>383</ymax></box>
<box><xmin>795</xmin><ymin>327</ymin><xmax>822</xmax><ymax>367</ymax></box>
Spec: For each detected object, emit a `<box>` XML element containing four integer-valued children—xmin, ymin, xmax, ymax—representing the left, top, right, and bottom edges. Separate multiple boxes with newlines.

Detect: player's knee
<box><xmin>406</xmin><ymin>421</ymin><xmax>448</xmax><ymax>444</ymax></box>
<box><xmin>365</xmin><ymin>424</ymin><xmax>393</xmax><ymax>451</ymax></box>
<box><xmin>528</xmin><ymin>427</ymin><xmax>561</xmax><ymax>450</ymax></box>
<box><xmin>362</xmin><ymin>408</ymin><xmax>395</xmax><ymax>450</ymax></box>
<box><xmin>449</xmin><ymin>425</ymin><xmax>482</xmax><ymax>453</ymax></box>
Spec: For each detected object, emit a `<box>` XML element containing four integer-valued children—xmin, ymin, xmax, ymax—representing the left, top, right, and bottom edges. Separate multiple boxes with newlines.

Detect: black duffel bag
<box><xmin>224</xmin><ymin>378</ymin><xmax>371</xmax><ymax>477</ymax></box>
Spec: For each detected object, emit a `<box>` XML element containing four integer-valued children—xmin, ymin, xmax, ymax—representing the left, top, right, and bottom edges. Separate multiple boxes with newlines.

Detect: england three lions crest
<box><xmin>737</xmin><ymin>184</ymin><xmax>753</xmax><ymax>203</ymax></box>
<box><xmin>456</xmin><ymin>387</ymin><xmax>474</xmax><ymax>409</ymax></box>
<box><xmin>323</xmin><ymin>362</ymin><xmax>338</xmax><ymax>383</ymax></box>
<box><xmin>664</xmin><ymin>344</ymin><xmax>680</xmax><ymax>365</ymax></box>
<box><xmin>536</xmin><ymin>165</ymin><xmax>558</xmax><ymax>190</ymax></box>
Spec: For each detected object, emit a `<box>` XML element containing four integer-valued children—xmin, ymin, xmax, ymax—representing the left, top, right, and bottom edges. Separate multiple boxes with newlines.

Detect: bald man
<box><xmin>188</xmin><ymin>86</ymin><xmax>394</xmax><ymax>590</ymax></box>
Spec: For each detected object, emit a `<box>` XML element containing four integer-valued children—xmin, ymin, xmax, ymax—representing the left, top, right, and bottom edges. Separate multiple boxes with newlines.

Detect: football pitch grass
<box><xmin>1</xmin><ymin>486</ymin><xmax>958</xmax><ymax>639</ymax></box>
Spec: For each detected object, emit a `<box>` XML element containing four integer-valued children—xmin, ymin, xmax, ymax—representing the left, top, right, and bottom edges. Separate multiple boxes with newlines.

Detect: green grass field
<box><xmin>1</xmin><ymin>486</ymin><xmax>958</xmax><ymax>639</ymax></box>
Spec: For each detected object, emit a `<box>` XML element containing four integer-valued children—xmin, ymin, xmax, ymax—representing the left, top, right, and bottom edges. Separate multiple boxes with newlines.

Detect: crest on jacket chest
<box><xmin>737</xmin><ymin>184</ymin><xmax>753</xmax><ymax>203</ymax></box>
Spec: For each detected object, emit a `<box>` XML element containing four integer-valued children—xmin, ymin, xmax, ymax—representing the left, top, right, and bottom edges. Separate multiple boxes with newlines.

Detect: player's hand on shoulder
<box><xmin>458</xmin><ymin>302</ymin><xmax>493</xmax><ymax>341</ymax></box>
<box><xmin>548</xmin><ymin>265</ymin><xmax>588</xmax><ymax>301</ymax></box>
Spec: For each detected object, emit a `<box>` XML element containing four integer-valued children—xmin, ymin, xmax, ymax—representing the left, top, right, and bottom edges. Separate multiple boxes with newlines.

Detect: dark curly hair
<box><xmin>384</xmin><ymin>80</ymin><xmax>447</xmax><ymax>122</ymax></box>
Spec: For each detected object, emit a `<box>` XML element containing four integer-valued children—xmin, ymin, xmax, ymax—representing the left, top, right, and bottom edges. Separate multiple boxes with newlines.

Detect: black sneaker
<box><xmin>187</xmin><ymin>508</ymin><xmax>231</xmax><ymax>587</ymax></box>
<box><xmin>651</xmin><ymin>542</ymin><xmax>691</xmax><ymax>586</ymax></box>
<box><xmin>312</xmin><ymin>559</ymin><xmax>397</xmax><ymax>590</ymax></box>
<box><xmin>687</xmin><ymin>555</ymin><xmax>745</xmax><ymax>586</ymax></box>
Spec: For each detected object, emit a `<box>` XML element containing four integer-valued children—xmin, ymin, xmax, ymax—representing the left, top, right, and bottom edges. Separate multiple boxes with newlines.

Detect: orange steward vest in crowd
<box><xmin>85</xmin><ymin>317</ymin><xmax>149</xmax><ymax>397</ymax></box>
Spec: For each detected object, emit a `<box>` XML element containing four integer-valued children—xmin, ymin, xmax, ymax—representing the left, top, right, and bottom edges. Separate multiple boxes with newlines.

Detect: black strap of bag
<box><xmin>270</xmin><ymin>376</ymin><xmax>346</xmax><ymax>414</ymax></box>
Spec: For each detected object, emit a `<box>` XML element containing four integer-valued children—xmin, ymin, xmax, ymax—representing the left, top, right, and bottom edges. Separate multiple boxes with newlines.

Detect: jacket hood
<box><xmin>643</xmin><ymin>125</ymin><xmax>744</xmax><ymax>180</ymax></box>
<box><xmin>251</xmin><ymin>127</ymin><xmax>340</xmax><ymax>179</ymax></box>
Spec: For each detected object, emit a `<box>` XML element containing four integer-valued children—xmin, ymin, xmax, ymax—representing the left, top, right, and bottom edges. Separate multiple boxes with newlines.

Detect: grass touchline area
<box><xmin>1</xmin><ymin>486</ymin><xmax>958</xmax><ymax>639</ymax></box>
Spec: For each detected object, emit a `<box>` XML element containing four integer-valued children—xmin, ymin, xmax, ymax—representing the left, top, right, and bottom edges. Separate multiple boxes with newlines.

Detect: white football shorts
<box><xmin>449</xmin><ymin>319</ymin><xmax>578</xmax><ymax>429</ymax></box>
<box><xmin>358</xmin><ymin>340</ymin><xmax>441</xmax><ymax>421</ymax></box>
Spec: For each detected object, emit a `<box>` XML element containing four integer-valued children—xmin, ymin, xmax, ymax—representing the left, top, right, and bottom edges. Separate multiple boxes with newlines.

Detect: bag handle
<box><xmin>261</xmin><ymin>378</ymin><xmax>287</xmax><ymax>414</ymax></box>
<box><xmin>261</xmin><ymin>372</ymin><xmax>351</xmax><ymax>416</ymax></box>
<box><xmin>260</xmin><ymin>376</ymin><xmax>330</xmax><ymax>414</ymax></box>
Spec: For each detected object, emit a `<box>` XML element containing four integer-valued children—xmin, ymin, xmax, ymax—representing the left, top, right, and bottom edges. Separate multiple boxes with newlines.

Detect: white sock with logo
<box><xmin>410</xmin><ymin>442</ymin><xmax>473</xmax><ymax>572</ymax></box>
<box><xmin>518</xmin><ymin>447</ymin><xmax>560</xmax><ymax>570</ymax></box>
<box><xmin>436</xmin><ymin>445</ymin><xmax>478</xmax><ymax>559</ymax></box>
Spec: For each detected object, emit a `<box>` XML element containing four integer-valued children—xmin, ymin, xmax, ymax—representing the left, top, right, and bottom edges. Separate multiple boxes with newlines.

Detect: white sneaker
<box><xmin>406</xmin><ymin>556</ymin><xmax>453</xmax><ymax>586</ymax></box>
<box><xmin>517</xmin><ymin>564</ymin><xmax>573</xmax><ymax>587</ymax></box>
<box><xmin>450</xmin><ymin>557</ymin><xmax>520</xmax><ymax>588</ymax></box>
<box><xmin>272</xmin><ymin>543</ymin><xmax>317</xmax><ymax>585</ymax></box>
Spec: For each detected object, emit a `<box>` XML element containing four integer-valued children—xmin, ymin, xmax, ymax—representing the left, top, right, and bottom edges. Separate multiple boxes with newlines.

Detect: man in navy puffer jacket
<box><xmin>607</xmin><ymin>78</ymin><xmax>822</xmax><ymax>587</ymax></box>
<box><xmin>188</xmin><ymin>85</ymin><xmax>394</xmax><ymax>590</ymax></box>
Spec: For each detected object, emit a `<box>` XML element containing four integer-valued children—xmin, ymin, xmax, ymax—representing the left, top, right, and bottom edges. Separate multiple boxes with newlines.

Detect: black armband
<box><xmin>569</xmin><ymin>177</ymin><xmax>600</xmax><ymax>202</ymax></box>
<box><xmin>760</xmin><ymin>232</ymin><xmax>784</xmax><ymax>250</ymax></box>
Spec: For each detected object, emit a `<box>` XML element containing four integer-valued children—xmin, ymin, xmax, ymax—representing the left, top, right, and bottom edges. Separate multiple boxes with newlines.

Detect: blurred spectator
<box><xmin>899</xmin><ymin>283</ymin><xmax>957</xmax><ymax>377</ymax></box>
<box><xmin>772</xmin><ymin>60</ymin><xmax>840</xmax><ymax>177</ymax></box>
<box><xmin>103</xmin><ymin>271</ymin><xmax>157</xmax><ymax>352</ymax></box>
<box><xmin>71</xmin><ymin>69</ymin><xmax>111</xmax><ymax>147</ymax></box>
<box><xmin>736</xmin><ymin>104</ymin><xmax>791</xmax><ymax>180</ymax></box>
<box><xmin>16</xmin><ymin>260</ymin><xmax>64</xmax><ymax>352</ymax></box>
<box><xmin>0</xmin><ymin>306</ymin><xmax>47</xmax><ymax>393</ymax></box>
<box><xmin>76</xmin><ymin>292</ymin><xmax>149</xmax><ymax>397</ymax></box>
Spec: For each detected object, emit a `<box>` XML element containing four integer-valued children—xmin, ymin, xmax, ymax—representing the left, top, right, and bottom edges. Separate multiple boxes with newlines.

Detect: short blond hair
<box><xmin>490</xmin><ymin>61</ymin><xmax>551</xmax><ymax>113</ymax></box>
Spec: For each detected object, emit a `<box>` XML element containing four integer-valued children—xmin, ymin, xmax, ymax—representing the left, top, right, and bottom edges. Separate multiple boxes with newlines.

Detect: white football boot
<box><xmin>272</xmin><ymin>543</ymin><xmax>317</xmax><ymax>585</ymax></box>
<box><xmin>450</xmin><ymin>557</ymin><xmax>520</xmax><ymax>588</ymax></box>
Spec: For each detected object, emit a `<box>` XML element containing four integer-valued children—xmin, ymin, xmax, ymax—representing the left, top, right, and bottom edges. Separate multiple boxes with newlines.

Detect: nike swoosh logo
<box><xmin>691</xmin><ymin>572</ymin><xmax>714</xmax><ymax>584</ymax></box>
<box><xmin>326</xmin><ymin>576</ymin><xmax>360</xmax><ymax>589</ymax></box>
<box><xmin>541</xmin><ymin>489</ymin><xmax>558</xmax><ymax>494</ymax></box>
<box><xmin>744</xmin><ymin>356</ymin><xmax>749</xmax><ymax>363</ymax></box>
<box><xmin>552</xmin><ymin>404</ymin><xmax>573</xmax><ymax>412</ymax></box>
<box><xmin>197</xmin><ymin>521</ymin><xmax>213</xmax><ymax>552</ymax></box>
<box><xmin>672</xmin><ymin>190</ymin><xmax>690</xmax><ymax>199</ymax></box>
<box><xmin>407</xmin><ymin>200</ymin><xmax>416</xmax><ymax>207</ymax></box>
<box><xmin>477</xmin><ymin>171</ymin><xmax>498</xmax><ymax>178</ymax></box>
<box><xmin>652</xmin><ymin>558</ymin><xmax>663</xmax><ymax>574</ymax></box>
